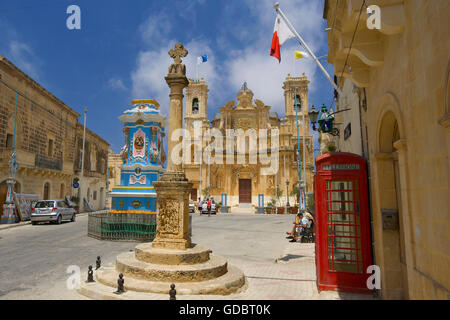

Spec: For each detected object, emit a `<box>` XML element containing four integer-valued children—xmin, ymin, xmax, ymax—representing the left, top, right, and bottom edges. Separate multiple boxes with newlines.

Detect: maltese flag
<box><xmin>270</xmin><ymin>13</ymin><xmax>295</xmax><ymax>63</ymax></box>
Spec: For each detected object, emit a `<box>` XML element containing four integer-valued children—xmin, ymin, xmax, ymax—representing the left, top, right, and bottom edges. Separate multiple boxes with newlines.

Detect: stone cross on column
<box><xmin>153</xmin><ymin>42</ymin><xmax>192</xmax><ymax>250</ymax></box>
<box><xmin>169</xmin><ymin>43</ymin><xmax>188</xmax><ymax>64</ymax></box>
<box><xmin>165</xmin><ymin>43</ymin><xmax>189</xmax><ymax>173</ymax></box>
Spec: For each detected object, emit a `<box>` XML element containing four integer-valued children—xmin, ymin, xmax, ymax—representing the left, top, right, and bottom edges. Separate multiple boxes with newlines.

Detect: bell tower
<box><xmin>185</xmin><ymin>78</ymin><xmax>209</xmax><ymax>132</ymax></box>
<box><xmin>282</xmin><ymin>73</ymin><xmax>310</xmax><ymax>136</ymax></box>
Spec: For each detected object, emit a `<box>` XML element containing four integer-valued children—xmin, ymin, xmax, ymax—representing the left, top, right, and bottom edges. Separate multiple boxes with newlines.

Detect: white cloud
<box><xmin>107</xmin><ymin>77</ymin><xmax>127</xmax><ymax>91</ymax></box>
<box><xmin>131</xmin><ymin>0</ymin><xmax>327</xmax><ymax>118</ymax></box>
<box><xmin>7</xmin><ymin>41</ymin><xmax>40</xmax><ymax>80</ymax></box>
<box><xmin>139</xmin><ymin>13</ymin><xmax>172</xmax><ymax>45</ymax></box>
<box><xmin>224</xmin><ymin>44</ymin><xmax>317</xmax><ymax>114</ymax></box>
<box><xmin>131</xmin><ymin>39</ymin><xmax>221</xmax><ymax>117</ymax></box>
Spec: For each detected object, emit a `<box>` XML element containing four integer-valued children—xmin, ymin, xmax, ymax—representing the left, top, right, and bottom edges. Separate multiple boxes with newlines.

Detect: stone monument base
<box><xmin>79</xmin><ymin>243</ymin><xmax>246</xmax><ymax>298</ymax></box>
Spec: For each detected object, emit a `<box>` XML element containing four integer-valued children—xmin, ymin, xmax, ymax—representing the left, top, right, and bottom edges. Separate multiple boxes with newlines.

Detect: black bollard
<box><xmin>87</xmin><ymin>265</ymin><xmax>95</xmax><ymax>283</ymax></box>
<box><xmin>169</xmin><ymin>283</ymin><xmax>176</xmax><ymax>300</ymax></box>
<box><xmin>114</xmin><ymin>273</ymin><xmax>125</xmax><ymax>294</ymax></box>
<box><xmin>96</xmin><ymin>256</ymin><xmax>101</xmax><ymax>270</ymax></box>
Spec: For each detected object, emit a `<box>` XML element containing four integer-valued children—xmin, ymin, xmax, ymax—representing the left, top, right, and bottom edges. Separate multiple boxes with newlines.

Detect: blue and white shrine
<box><xmin>109</xmin><ymin>99</ymin><xmax>167</xmax><ymax>214</ymax></box>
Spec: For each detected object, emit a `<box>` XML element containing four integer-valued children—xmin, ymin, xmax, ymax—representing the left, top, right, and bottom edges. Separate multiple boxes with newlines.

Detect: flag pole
<box><xmin>196</xmin><ymin>61</ymin><xmax>199</xmax><ymax>81</ymax></box>
<box><xmin>273</xmin><ymin>2</ymin><xmax>343</xmax><ymax>97</ymax></box>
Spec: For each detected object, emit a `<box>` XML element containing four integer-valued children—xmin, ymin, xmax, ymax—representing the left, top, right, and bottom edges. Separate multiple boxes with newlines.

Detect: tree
<box><xmin>273</xmin><ymin>187</ymin><xmax>283</xmax><ymax>207</ymax></box>
<box><xmin>201</xmin><ymin>187</ymin><xmax>211</xmax><ymax>199</ymax></box>
<box><xmin>306</xmin><ymin>193</ymin><xmax>315</xmax><ymax>214</ymax></box>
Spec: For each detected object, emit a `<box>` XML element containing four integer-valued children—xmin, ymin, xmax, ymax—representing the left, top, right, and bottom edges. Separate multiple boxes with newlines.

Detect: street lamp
<box><xmin>308</xmin><ymin>105</ymin><xmax>319</xmax><ymax>131</ymax></box>
<box><xmin>308</xmin><ymin>104</ymin><xmax>345</xmax><ymax>137</ymax></box>
<box><xmin>285</xmin><ymin>179</ymin><xmax>290</xmax><ymax>210</ymax></box>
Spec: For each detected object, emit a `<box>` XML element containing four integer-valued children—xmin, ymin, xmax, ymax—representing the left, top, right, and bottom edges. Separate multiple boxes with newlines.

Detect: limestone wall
<box><xmin>324</xmin><ymin>0</ymin><xmax>450</xmax><ymax>299</ymax></box>
<box><xmin>0</xmin><ymin>55</ymin><xmax>109</xmax><ymax>212</ymax></box>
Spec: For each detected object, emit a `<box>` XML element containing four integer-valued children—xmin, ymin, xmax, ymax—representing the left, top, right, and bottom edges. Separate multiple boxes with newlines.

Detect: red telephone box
<box><xmin>314</xmin><ymin>152</ymin><xmax>373</xmax><ymax>293</ymax></box>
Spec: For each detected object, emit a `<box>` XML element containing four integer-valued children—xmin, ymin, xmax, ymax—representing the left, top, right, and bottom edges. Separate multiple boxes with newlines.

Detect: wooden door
<box><xmin>239</xmin><ymin>179</ymin><xmax>251</xmax><ymax>203</ymax></box>
<box><xmin>190</xmin><ymin>188</ymin><xmax>197</xmax><ymax>201</ymax></box>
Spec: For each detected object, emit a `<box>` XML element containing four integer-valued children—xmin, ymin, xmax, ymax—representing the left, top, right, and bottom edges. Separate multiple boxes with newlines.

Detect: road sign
<box><xmin>73</xmin><ymin>182</ymin><xmax>79</xmax><ymax>189</ymax></box>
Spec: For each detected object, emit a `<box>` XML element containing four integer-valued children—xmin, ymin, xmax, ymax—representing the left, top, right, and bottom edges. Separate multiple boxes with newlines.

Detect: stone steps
<box><xmin>90</xmin><ymin>264</ymin><xmax>247</xmax><ymax>295</ymax></box>
<box><xmin>135</xmin><ymin>243</ymin><xmax>211</xmax><ymax>265</ymax></box>
<box><xmin>79</xmin><ymin>242</ymin><xmax>247</xmax><ymax>297</ymax></box>
<box><xmin>115</xmin><ymin>251</ymin><xmax>228</xmax><ymax>282</ymax></box>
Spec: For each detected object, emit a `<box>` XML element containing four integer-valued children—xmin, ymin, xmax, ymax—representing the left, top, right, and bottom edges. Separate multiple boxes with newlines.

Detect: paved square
<box><xmin>0</xmin><ymin>212</ymin><xmax>374</xmax><ymax>300</ymax></box>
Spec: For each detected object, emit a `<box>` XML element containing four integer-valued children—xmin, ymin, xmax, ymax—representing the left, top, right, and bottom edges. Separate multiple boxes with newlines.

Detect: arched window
<box><xmin>192</xmin><ymin>98</ymin><xmax>199</xmax><ymax>114</ymax></box>
<box><xmin>44</xmin><ymin>182</ymin><xmax>50</xmax><ymax>200</ymax></box>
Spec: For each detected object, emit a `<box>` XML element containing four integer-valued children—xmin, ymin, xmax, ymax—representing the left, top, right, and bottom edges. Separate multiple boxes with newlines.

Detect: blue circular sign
<box><xmin>73</xmin><ymin>182</ymin><xmax>79</xmax><ymax>189</ymax></box>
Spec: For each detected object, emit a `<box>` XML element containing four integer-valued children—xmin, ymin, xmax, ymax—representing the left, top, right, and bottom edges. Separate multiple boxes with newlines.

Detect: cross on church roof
<box><xmin>168</xmin><ymin>43</ymin><xmax>188</xmax><ymax>64</ymax></box>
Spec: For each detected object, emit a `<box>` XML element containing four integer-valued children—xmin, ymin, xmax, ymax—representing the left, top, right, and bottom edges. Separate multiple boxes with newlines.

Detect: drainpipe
<box><xmin>360</xmin><ymin>88</ymin><xmax>378</xmax><ymax>297</ymax></box>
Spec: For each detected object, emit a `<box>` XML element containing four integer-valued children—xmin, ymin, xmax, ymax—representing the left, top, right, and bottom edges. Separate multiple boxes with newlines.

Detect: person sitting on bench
<box><xmin>289</xmin><ymin>212</ymin><xmax>309</xmax><ymax>242</ymax></box>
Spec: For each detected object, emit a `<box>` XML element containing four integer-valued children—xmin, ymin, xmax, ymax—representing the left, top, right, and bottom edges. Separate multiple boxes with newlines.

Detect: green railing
<box><xmin>87</xmin><ymin>211</ymin><xmax>156</xmax><ymax>242</ymax></box>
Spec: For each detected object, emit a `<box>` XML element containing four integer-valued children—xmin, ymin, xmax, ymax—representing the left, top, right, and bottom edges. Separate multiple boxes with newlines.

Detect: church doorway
<box><xmin>239</xmin><ymin>179</ymin><xmax>251</xmax><ymax>203</ymax></box>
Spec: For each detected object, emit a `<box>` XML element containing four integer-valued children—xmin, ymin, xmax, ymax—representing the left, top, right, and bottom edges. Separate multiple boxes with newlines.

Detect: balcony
<box><xmin>35</xmin><ymin>154</ymin><xmax>62</xmax><ymax>171</ymax></box>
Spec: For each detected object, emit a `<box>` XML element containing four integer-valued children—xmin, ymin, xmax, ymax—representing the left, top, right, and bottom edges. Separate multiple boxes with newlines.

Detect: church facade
<box><xmin>182</xmin><ymin>74</ymin><xmax>314</xmax><ymax>209</ymax></box>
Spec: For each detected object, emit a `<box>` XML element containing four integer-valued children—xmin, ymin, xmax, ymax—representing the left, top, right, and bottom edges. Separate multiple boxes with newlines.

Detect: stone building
<box><xmin>106</xmin><ymin>149</ymin><xmax>122</xmax><ymax>208</ymax></box>
<box><xmin>323</xmin><ymin>0</ymin><xmax>450</xmax><ymax>299</ymax></box>
<box><xmin>0</xmin><ymin>54</ymin><xmax>109</xmax><ymax>213</ymax></box>
<box><xmin>182</xmin><ymin>75</ymin><xmax>314</xmax><ymax>209</ymax></box>
<box><xmin>73</xmin><ymin>123</ymin><xmax>109</xmax><ymax>211</ymax></box>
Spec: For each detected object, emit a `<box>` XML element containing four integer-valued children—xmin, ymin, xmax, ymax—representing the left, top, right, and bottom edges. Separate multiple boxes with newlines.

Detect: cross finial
<box><xmin>168</xmin><ymin>42</ymin><xmax>188</xmax><ymax>64</ymax></box>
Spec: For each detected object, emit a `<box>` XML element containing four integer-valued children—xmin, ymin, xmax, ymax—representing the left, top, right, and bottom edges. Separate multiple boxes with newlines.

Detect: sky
<box><xmin>0</xmin><ymin>0</ymin><xmax>335</xmax><ymax>157</ymax></box>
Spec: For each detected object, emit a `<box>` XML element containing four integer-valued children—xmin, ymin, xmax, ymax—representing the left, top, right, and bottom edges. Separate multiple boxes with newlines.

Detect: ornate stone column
<box><xmin>1</xmin><ymin>151</ymin><xmax>18</xmax><ymax>224</ymax></box>
<box><xmin>153</xmin><ymin>43</ymin><xmax>192</xmax><ymax>250</ymax></box>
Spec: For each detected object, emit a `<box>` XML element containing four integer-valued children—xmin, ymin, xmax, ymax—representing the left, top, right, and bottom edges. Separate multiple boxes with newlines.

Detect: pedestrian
<box><xmin>207</xmin><ymin>198</ymin><xmax>212</xmax><ymax>217</ymax></box>
<box><xmin>198</xmin><ymin>197</ymin><xmax>202</xmax><ymax>214</ymax></box>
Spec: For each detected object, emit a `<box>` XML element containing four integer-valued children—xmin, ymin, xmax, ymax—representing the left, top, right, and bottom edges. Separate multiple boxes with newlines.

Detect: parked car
<box><xmin>31</xmin><ymin>200</ymin><xmax>76</xmax><ymax>225</ymax></box>
<box><xmin>189</xmin><ymin>200</ymin><xmax>195</xmax><ymax>213</ymax></box>
<box><xmin>201</xmin><ymin>201</ymin><xmax>217</xmax><ymax>215</ymax></box>
<box><xmin>201</xmin><ymin>202</ymin><xmax>208</xmax><ymax>214</ymax></box>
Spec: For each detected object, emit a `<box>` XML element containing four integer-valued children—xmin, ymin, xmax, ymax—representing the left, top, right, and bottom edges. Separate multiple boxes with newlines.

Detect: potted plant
<box><xmin>265</xmin><ymin>202</ymin><xmax>273</xmax><ymax>214</ymax></box>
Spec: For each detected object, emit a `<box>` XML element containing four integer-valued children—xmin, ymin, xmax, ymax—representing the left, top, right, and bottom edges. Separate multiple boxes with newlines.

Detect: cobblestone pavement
<box><xmin>0</xmin><ymin>211</ymin><xmax>375</xmax><ymax>300</ymax></box>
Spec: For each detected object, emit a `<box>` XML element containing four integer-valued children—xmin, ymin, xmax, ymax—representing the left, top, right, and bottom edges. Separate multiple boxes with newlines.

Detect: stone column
<box><xmin>166</xmin><ymin>76</ymin><xmax>188</xmax><ymax>173</ymax></box>
<box><xmin>153</xmin><ymin>43</ymin><xmax>192</xmax><ymax>250</ymax></box>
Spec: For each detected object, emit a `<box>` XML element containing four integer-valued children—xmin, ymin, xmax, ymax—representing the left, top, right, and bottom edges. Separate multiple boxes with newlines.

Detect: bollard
<box><xmin>96</xmin><ymin>256</ymin><xmax>101</xmax><ymax>270</ymax></box>
<box><xmin>87</xmin><ymin>265</ymin><xmax>95</xmax><ymax>283</ymax></box>
<box><xmin>114</xmin><ymin>273</ymin><xmax>125</xmax><ymax>294</ymax></box>
<box><xmin>169</xmin><ymin>283</ymin><xmax>176</xmax><ymax>300</ymax></box>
